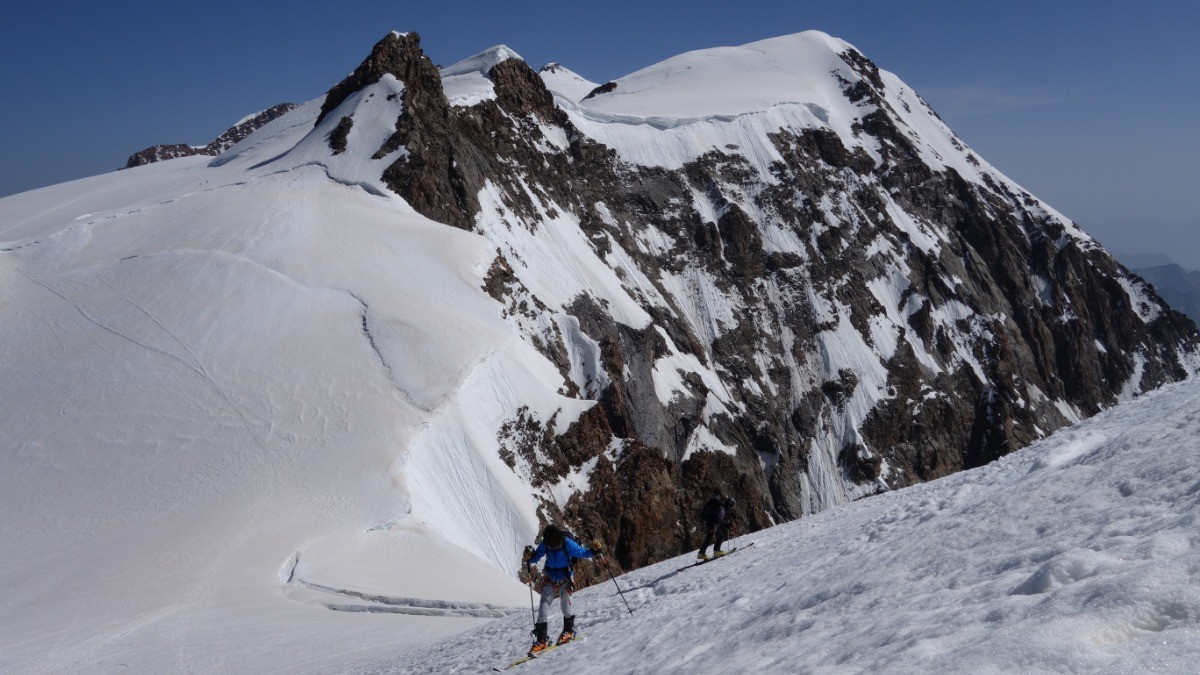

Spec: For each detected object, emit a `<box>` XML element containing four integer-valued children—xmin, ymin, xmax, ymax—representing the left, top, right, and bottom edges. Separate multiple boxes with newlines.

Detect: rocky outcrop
<box><xmin>124</xmin><ymin>143</ymin><xmax>205</xmax><ymax>167</ymax></box>
<box><xmin>582</xmin><ymin>81</ymin><xmax>617</xmax><ymax>100</ymax></box>
<box><xmin>125</xmin><ymin>103</ymin><xmax>297</xmax><ymax>168</ymax></box>
<box><xmin>317</xmin><ymin>32</ymin><xmax>477</xmax><ymax>229</ymax></box>
<box><xmin>317</xmin><ymin>33</ymin><xmax>432</xmax><ymax>125</ymax></box>
<box><xmin>329</xmin><ymin>116</ymin><xmax>353</xmax><ymax>155</ymax></box>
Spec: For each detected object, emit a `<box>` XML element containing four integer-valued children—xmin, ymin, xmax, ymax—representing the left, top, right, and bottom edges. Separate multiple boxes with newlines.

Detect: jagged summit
<box><xmin>317</xmin><ymin>31</ymin><xmax>436</xmax><ymax>125</ymax></box>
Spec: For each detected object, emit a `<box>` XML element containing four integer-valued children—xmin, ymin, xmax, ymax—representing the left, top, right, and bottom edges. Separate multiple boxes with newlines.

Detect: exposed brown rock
<box><xmin>317</xmin><ymin>32</ymin><xmax>435</xmax><ymax>125</ymax></box>
<box><xmin>489</xmin><ymin>59</ymin><xmax>567</xmax><ymax>124</ymax></box>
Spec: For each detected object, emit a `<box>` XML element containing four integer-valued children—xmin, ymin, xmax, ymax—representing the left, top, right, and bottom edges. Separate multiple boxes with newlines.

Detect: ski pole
<box><xmin>525</xmin><ymin>561</ymin><xmax>536</xmax><ymax>625</ymax></box>
<box><xmin>598</xmin><ymin>556</ymin><xmax>634</xmax><ymax>616</ymax></box>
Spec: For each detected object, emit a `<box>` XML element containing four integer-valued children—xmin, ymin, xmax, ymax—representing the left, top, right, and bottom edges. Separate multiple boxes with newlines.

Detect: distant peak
<box><xmin>538</xmin><ymin>61</ymin><xmax>599</xmax><ymax>103</ymax></box>
<box><xmin>486</xmin><ymin>44</ymin><xmax>522</xmax><ymax>62</ymax></box>
<box><xmin>124</xmin><ymin>103</ymin><xmax>296</xmax><ymax>168</ymax></box>
<box><xmin>742</xmin><ymin>30</ymin><xmax>851</xmax><ymax>52</ymax></box>
<box><xmin>441</xmin><ymin>45</ymin><xmax>524</xmax><ymax>79</ymax></box>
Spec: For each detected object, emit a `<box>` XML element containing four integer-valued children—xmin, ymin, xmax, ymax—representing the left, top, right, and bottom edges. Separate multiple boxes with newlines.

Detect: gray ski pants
<box><xmin>536</xmin><ymin>579</ymin><xmax>573</xmax><ymax>623</ymax></box>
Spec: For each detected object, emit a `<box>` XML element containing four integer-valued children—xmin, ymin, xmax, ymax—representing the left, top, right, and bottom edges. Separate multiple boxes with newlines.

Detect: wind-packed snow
<box><xmin>565</xmin><ymin>101</ymin><xmax>825</xmax><ymax>172</ymax></box>
<box><xmin>581</xmin><ymin>32</ymin><xmax>856</xmax><ymax>119</ymax></box>
<box><xmin>559</xmin><ymin>33</ymin><xmax>867</xmax><ymax>174</ymax></box>
<box><xmin>348</xmin><ymin>377</ymin><xmax>1200</xmax><ymax>674</ymax></box>
<box><xmin>538</xmin><ymin>63</ymin><xmax>599</xmax><ymax>104</ymax></box>
<box><xmin>441</xmin><ymin>46</ymin><xmax>523</xmax><ymax>107</ymax></box>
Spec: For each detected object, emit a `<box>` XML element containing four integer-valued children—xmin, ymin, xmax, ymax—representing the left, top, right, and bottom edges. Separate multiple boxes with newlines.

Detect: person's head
<box><xmin>542</xmin><ymin>524</ymin><xmax>565</xmax><ymax>549</ymax></box>
<box><xmin>711</xmin><ymin>489</ymin><xmax>724</xmax><ymax>501</ymax></box>
<box><xmin>723</xmin><ymin>496</ymin><xmax>735</xmax><ymax>509</ymax></box>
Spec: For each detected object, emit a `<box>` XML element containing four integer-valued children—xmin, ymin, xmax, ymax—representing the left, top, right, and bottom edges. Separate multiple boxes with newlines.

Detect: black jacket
<box><xmin>700</xmin><ymin>496</ymin><xmax>727</xmax><ymax>528</ymax></box>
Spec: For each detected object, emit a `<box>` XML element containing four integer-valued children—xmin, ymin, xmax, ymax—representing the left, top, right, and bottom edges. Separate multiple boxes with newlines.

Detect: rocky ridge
<box><xmin>125</xmin><ymin>103</ymin><xmax>297</xmax><ymax>168</ymax></box>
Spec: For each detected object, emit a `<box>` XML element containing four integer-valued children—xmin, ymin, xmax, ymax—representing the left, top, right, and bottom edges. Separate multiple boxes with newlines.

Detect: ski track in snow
<box><xmin>288</xmin><ymin>577</ymin><xmax>522</xmax><ymax>619</ymax></box>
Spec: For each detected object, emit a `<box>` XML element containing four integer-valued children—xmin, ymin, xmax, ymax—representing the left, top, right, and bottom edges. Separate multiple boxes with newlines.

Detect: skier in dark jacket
<box><xmin>697</xmin><ymin>491</ymin><xmax>735</xmax><ymax>561</ymax></box>
<box><xmin>522</xmin><ymin>525</ymin><xmax>603</xmax><ymax>654</ymax></box>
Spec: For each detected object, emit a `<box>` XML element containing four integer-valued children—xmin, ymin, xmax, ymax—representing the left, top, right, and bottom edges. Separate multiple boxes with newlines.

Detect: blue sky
<box><xmin>1</xmin><ymin>1</ymin><xmax>1196</xmax><ymax>267</ymax></box>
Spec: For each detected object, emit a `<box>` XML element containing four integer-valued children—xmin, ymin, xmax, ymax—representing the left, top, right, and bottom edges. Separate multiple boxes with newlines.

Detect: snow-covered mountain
<box><xmin>0</xmin><ymin>29</ymin><xmax>1196</xmax><ymax>672</ymax></box>
<box><xmin>308</xmin><ymin>31</ymin><xmax>1195</xmax><ymax>561</ymax></box>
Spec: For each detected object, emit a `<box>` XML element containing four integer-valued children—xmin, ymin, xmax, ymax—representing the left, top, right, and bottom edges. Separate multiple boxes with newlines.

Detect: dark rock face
<box><xmin>329</xmin><ymin>116</ymin><xmax>353</xmax><ymax>155</ymax></box>
<box><xmin>322</xmin><ymin>34</ymin><xmax>1199</xmax><ymax>582</ymax></box>
<box><xmin>488</xmin><ymin>59</ymin><xmax>564</xmax><ymax>123</ymax></box>
<box><xmin>317</xmin><ymin>33</ymin><xmax>432</xmax><ymax>125</ymax></box>
<box><xmin>125</xmin><ymin>103</ymin><xmax>297</xmax><ymax>168</ymax></box>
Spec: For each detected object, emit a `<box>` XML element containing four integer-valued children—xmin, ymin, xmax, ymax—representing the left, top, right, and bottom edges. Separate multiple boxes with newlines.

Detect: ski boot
<box><xmin>697</xmin><ymin>551</ymin><xmax>710</xmax><ymax>561</ymax></box>
<box><xmin>529</xmin><ymin>622</ymin><xmax>549</xmax><ymax>656</ymax></box>
<box><xmin>556</xmin><ymin>615</ymin><xmax>576</xmax><ymax>645</ymax></box>
<box><xmin>713</xmin><ymin>549</ymin><xmax>727</xmax><ymax>558</ymax></box>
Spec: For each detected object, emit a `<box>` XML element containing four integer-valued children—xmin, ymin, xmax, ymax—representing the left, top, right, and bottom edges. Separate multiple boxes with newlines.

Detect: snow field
<box><xmin>539</xmin><ymin>63</ymin><xmax>600</xmax><ymax>104</ymax></box>
<box><xmin>0</xmin><ymin>98</ymin><xmax>554</xmax><ymax>671</ymax></box>
<box><xmin>355</xmin><ymin>377</ymin><xmax>1200</xmax><ymax>674</ymax></box>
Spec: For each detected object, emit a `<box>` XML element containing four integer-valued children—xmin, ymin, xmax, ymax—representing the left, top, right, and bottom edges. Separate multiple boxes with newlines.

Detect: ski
<box><xmin>677</xmin><ymin>542</ymin><xmax>754</xmax><ymax>571</ymax></box>
<box><xmin>495</xmin><ymin>634</ymin><xmax>586</xmax><ymax>670</ymax></box>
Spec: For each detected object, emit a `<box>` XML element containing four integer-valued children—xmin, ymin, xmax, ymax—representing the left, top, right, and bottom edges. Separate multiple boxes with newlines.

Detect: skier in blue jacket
<box><xmin>522</xmin><ymin>524</ymin><xmax>604</xmax><ymax>654</ymax></box>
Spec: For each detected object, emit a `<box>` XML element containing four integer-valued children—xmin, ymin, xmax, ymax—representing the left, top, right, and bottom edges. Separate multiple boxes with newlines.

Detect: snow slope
<box><xmin>350</xmin><ymin>376</ymin><xmax>1200</xmax><ymax>673</ymax></box>
<box><xmin>581</xmin><ymin>31</ymin><xmax>859</xmax><ymax>118</ymax></box>
<box><xmin>539</xmin><ymin>63</ymin><xmax>599</xmax><ymax>103</ymax></box>
<box><xmin>0</xmin><ymin>94</ymin><xmax>571</xmax><ymax>672</ymax></box>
